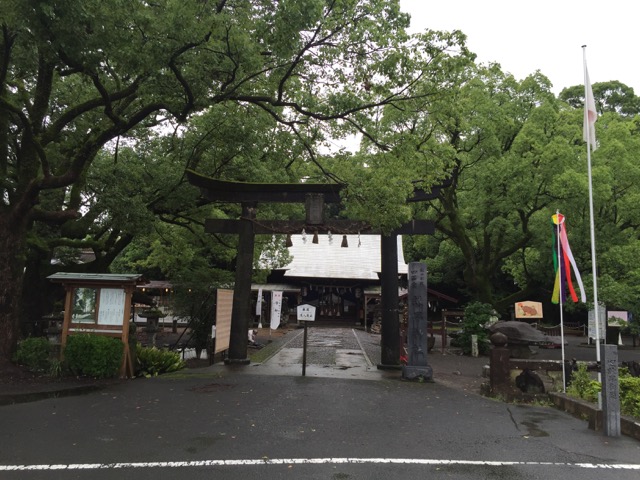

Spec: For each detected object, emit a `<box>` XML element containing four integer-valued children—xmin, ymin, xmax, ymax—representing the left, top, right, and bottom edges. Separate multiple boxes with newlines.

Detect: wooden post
<box><xmin>121</xmin><ymin>285</ymin><xmax>135</xmax><ymax>378</ymax></box>
<box><xmin>59</xmin><ymin>285</ymin><xmax>74</xmax><ymax>356</ymax></box>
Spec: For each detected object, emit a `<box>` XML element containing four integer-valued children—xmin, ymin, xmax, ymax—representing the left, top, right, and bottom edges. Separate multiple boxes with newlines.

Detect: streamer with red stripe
<box><xmin>552</xmin><ymin>213</ymin><xmax>586</xmax><ymax>304</ymax></box>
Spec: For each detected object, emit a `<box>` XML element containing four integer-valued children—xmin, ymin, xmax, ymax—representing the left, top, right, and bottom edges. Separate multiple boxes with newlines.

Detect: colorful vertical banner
<box><xmin>552</xmin><ymin>213</ymin><xmax>586</xmax><ymax>304</ymax></box>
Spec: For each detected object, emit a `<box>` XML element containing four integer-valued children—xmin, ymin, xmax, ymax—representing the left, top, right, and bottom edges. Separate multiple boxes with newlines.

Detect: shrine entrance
<box><xmin>187</xmin><ymin>170</ymin><xmax>447</xmax><ymax>369</ymax></box>
<box><xmin>312</xmin><ymin>286</ymin><xmax>357</xmax><ymax>322</ymax></box>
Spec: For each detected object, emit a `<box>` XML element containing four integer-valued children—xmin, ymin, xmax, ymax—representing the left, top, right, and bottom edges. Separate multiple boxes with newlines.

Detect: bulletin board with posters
<box><xmin>47</xmin><ymin>272</ymin><xmax>144</xmax><ymax>378</ymax></box>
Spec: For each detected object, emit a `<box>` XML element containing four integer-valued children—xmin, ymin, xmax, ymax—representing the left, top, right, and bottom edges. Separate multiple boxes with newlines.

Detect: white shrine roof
<box><xmin>279</xmin><ymin>234</ymin><xmax>408</xmax><ymax>280</ymax></box>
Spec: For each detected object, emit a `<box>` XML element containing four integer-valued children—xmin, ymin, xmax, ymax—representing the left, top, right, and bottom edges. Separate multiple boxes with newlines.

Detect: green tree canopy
<box><xmin>0</xmin><ymin>0</ymin><xmax>414</xmax><ymax>362</ymax></box>
<box><xmin>559</xmin><ymin>80</ymin><xmax>640</xmax><ymax>116</ymax></box>
<box><xmin>407</xmin><ymin>73</ymin><xmax>640</xmax><ymax>317</ymax></box>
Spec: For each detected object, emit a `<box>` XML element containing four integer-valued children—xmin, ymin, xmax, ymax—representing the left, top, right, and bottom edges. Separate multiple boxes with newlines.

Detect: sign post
<box><xmin>588</xmin><ymin>304</ymin><xmax>606</xmax><ymax>345</ymax></box>
<box><xmin>297</xmin><ymin>304</ymin><xmax>317</xmax><ymax>376</ymax></box>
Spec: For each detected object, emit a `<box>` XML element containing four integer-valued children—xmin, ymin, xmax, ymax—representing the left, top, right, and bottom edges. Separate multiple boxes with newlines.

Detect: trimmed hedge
<box><xmin>14</xmin><ymin>337</ymin><xmax>52</xmax><ymax>372</ymax></box>
<box><xmin>64</xmin><ymin>334</ymin><xmax>124</xmax><ymax>378</ymax></box>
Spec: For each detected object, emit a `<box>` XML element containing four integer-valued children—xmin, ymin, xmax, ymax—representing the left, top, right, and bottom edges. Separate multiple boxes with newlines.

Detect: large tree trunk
<box><xmin>20</xmin><ymin>249</ymin><xmax>59</xmax><ymax>337</ymax></box>
<box><xmin>463</xmin><ymin>264</ymin><xmax>494</xmax><ymax>305</ymax></box>
<box><xmin>0</xmin><ymin>213</ymin><xmax>28</xmax><ymax>365</ymax></box>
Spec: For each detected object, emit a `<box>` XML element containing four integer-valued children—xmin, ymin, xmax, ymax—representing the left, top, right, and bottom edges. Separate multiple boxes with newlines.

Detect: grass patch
<box><xmin>248</xmin><ymin>342</ymin><xmax>282</xmax><ymax>363</ymax></box>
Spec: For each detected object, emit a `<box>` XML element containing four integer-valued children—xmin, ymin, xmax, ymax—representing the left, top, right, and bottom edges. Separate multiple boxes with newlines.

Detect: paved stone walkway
<box><xmin>252</xmin><ymin>327</ymin><xmax>394</xmax><ymax>380</ymax></box>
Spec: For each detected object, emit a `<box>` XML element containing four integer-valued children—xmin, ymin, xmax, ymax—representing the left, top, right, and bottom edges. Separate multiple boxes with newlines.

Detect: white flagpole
<box><xmin>556</xmin><ymin>211</ymin><xmax>567</xmax><ymax>393</ymax></box>
<box><xmin>582</xmin><ymin>45</ymin><xmax>602</xmax><ymax>377</ymax></box>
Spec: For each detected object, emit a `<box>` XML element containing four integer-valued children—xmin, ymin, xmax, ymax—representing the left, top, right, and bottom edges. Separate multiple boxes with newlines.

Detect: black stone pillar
<box><xmin>402</xmin><ymin>262</ymin><xmax>433</xmax><ymax>380</ymax></box>
<box><xmin>378</xmin><ymin>234</ymin><xmax>401</xmax><ymax>369</ymax></box>
<box><xmin>226</xmin><ymin>202</ymin><xmax>256</xmax><ymax>364</ymax></box>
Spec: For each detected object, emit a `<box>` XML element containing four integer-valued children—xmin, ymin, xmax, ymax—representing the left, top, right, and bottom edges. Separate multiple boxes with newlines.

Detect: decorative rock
<box><xmin>489</xmin><ymin>321</ymin><xmax>547</xmax><ymax>345</ymax></box>
<box><xmin>515</xmin><ymin>368</ymin><xmax>545</xmax><ymax>394</ymax></box>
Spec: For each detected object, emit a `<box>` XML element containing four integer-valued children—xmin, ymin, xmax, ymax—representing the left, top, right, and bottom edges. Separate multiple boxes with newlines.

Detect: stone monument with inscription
<box><xmin>601</xmin><ymin>345</ymin><xmax>621</xmax><ymax>436</ymax></box>
<box><xmin>402</xmin><ymin>262</ymin><xmax>433</xmax><ymax>381</ymax></box>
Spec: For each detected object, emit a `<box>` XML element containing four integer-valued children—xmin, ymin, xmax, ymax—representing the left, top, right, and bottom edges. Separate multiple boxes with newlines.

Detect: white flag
<box><xmin>583</xmin><ymin>65</ymin><xmax>597</xmax><ymax>151</ymax></box>
<box><xmin>256</xmin><ymin>288</ymin><xmax>263</xmax><ymax>316</ymax></box>
<box><xmin>270</xmin><ymin>291</ymin><xmax>283</xmax><ymax>330</ymax></box>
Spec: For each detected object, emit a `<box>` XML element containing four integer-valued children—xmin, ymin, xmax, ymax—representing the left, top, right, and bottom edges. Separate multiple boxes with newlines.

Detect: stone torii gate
<box><xmin>187</xmin><ymin>170</ymin><xmax>445</xmax><ymax>368</ymax></box>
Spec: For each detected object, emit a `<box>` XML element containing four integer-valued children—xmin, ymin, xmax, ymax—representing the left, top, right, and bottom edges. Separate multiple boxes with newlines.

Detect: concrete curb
<box><xmin>0</xmin><ymin>384</ymin><xmax>106</xmax><ymax>406</ymax></box>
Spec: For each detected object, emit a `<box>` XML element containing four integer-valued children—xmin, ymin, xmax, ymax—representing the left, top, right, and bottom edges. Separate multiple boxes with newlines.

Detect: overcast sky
<box><xmin>399</xmin><ymin>0</ymin><xmax>639</xmax><ymax>95</ymax></box>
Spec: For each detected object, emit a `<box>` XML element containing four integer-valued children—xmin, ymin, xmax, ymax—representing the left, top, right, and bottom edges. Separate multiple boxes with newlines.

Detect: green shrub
<box><xmin>14</xmin><ymin>337</ymin><xmax>52</xmax><ymax>372</ymax></box>
<box><xmin>567</xmin><ymin>363</ymin><xmax>601</xmax><ymax>403</ymax></box>
<box><xmin>619</xmin><ymin>370</ymin><xmax>640</xmax><ymax>419</ymax></box>
<box><xmin>455</xmin><ymin>302</ymin><xmax>494</xmax><ymax>356</ymax></box>
<box><xmin>567</xmin><ymin>364</ymin><xmax>640</xmax><ymax>419</ymax></box>
<box><xmin>136</xmin><ymin>344</ymin><xmax>186</xmax><ymax>377</ymax></box>
<box><xmin>64</xmin><ymin>334</ymin><xmax>124</xmax><ymax>378</ymax></box>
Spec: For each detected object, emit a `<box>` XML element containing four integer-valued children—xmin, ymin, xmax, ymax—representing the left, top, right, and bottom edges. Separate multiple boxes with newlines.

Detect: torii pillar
<box><xmin>379</xmin><ymin>234</ymin><xmax>401</xmax><ymax>369</ymax></box>
<box><xmin>226</xmin><ymin>202</ymin><xmax>256</xmax><ymax>364</ymax></box>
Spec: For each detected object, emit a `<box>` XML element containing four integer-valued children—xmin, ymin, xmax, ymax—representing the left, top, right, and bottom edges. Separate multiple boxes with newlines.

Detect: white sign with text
<box><xmin>297</xmin><ymin>304</ymin><xmax>317</xmax><ymax>322</ymax></box>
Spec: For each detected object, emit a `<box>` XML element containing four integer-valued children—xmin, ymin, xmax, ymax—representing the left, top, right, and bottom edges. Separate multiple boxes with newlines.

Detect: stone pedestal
<box><xmin>489</xmin><ymin>332</ymin><xmax>512</xmax><ymax>395</ymax></box>
<box><xmin>402</xmin><ymin>364</ymin><xmax>433</xmax><ymax>380</ymax></box>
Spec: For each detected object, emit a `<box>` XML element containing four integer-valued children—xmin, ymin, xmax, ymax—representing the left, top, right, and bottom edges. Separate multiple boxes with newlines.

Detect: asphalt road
<box><xmin>1</xmin><ymin>367</ymin><xmax>639</xmax><ymax>480</ymax></box>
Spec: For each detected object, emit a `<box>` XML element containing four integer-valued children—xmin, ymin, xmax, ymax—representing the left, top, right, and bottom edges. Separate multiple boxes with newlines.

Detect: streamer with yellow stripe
<box><xmin>552</xmin><ymin>213</ymin><xmax>586</xmax><ymax>304</ymax></box>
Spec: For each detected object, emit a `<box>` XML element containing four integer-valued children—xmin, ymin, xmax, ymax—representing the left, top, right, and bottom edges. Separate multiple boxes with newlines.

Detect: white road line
<box><xmin>1</xmin><ymin>458</ymin><xmax>640</xmax><ymax>471</ymax></box>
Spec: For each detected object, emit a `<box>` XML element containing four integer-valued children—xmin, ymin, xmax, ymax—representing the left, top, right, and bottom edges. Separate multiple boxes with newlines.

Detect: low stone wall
<box><xmin>509</xmin><ymin>358</ymin><xmax>598</xmax><ymax>390</ymax></box>
<box><xmin>550</xmin><ymin>392</ymin><xmax>640</xmax><ymax>441</ymax></box>
<box><xmin>489</xmin><ymin>357</ymin><xmax>584</xmax><ymax>397</ymax></box>
<box><xmin>488</xmin><ymin>341</ymin><xmax>639</xmax><ymax>441</ymax></box>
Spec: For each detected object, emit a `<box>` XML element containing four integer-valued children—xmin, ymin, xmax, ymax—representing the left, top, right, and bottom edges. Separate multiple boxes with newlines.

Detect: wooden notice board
<box><xmin>215</xmin><ymin>289</ymin><xmax>233</xmax><ymax>354</ymax></box>
<box><xmin>47</xmin><ymin>273</ymin><xmax>144</xmax><ymax>378</ymax></box>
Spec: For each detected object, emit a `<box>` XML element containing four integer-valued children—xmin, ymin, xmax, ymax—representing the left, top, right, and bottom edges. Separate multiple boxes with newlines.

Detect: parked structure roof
<box><xmin>47</xmin><ymin>273</ymin><xmax>144</xmax><ymax>284</ymax></box>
